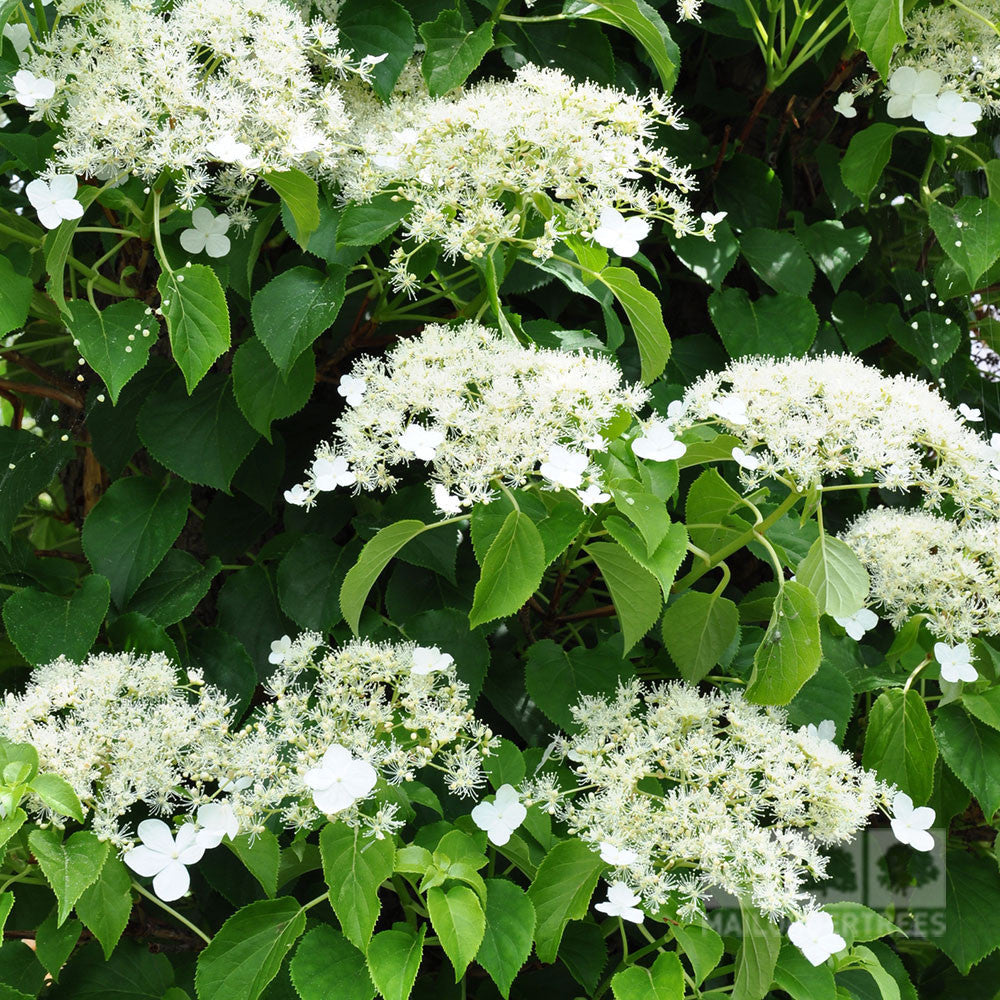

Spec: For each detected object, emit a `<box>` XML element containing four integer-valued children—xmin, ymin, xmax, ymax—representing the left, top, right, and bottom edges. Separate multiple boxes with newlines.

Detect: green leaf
<box><xmin>587</xmin><ymin>541</ymin><xmax>662</xmax><ymax>654</ymax></box>
<box><xmin>341</xmin><ymin>519</ymin><xmax>428</xmax><ymax>633</ymax></box>
<box><xmin>527</xmin><ymin>839</ymin><xmax>605</xmax><ymax>964</ymax></box>
<box><xmin>81</xmin><ymin>475</ymin><xmax>191</xmax><ymax>607</ymax></box>
<box><xmin>469</xmin><ymin>510</ymin><xmax>546</xmax><ymax>629</ymax></box>
<box><xmin>577</xmin><ymin>0</ymin><xmax>679</xmax><ymax>91</ymax></box>
<box><xmin>610</xmin><ymin>481</ymin><xmax>671</xmax><ymax>556</ymax></box>
<box><xmin>366</xmin><ymin>925</ymin><xmax>425</xmax><ymax>1000</ymax></box>
<box><xmin>338</xmin><ymin>0</ymin><xmax>414</xmax><ymax>101</ymax></box>
<box><xmin>851</xmin><ymin>945</ymin><xmax>902</xmax><ymax>1000</ymax></box>
<box><xmin>66</xmin><ymin>300</ymin><xmax>153</xmax><ymax>403</ymax></box>
<box><xmin>795</xmin><ymin>532</ymin><xmax>869</xmax><ymax>618</ymax></box>
<box><xmin>251</xmin><ymin>266</ymin><xmax>346</xmax><ymax>375</ymax></box>
<box><xmin>612</xmin><ymin>951</ymin><xmax>683</xmax><ymax>1000</ymax></box>
<box><xmin>669</xmin><ymin>222</ymin><xmax>740</xmax><ymax>290</ymax></box>
<box><xmin>524</xmin><ymin>639</ymin><xmax>631</xmax><ymax>731</ymax></box>
<box><xmin>745</xmin><ymin>581</ymin><xmax>821</xmax><ymax>705</ymax></box>
<box><xmin>35</xmin><ymin>911</ymin><xmax>81</xmax><ymax>982</ymax></box>
<box><xmin>319</xmin><ymin>822</ymin><xmax>396</xmax><ymax>952</ymax></box>
<box><xmin>194</xmin><ymin>897</ymin><xmax>306</xmax><ymax>1000</ymax></box>
<box><xmin>794</xmin><ymin>219</ymin><xmax>870</xmax><ymax>292</ymax></box>
<box><xmin>0</xmin><ymin>893</ymin><xmax>13</xmax><ymax>941</ymax></box>
<box><xmin>785</xmin><ymin>661</ymin><xmax>855</xmax><ymax>741</ymax></box>
<box><xmin>963</xmin><ymin>687</ymin><xmax>1000</xmax><ymax>731</ymax></box>
<box><xmin>928</xmin><ymin>197</ymin><xmax>1000</xmax><ymax>287</ymax></box>
<box><xmin>28</xmin><ymin>774</ymin><xmax>84</xmax><ymax>822</ymax></box>
<box><xmin>28</xmin><ymin>829</ymin><xmax>109</xmax><ymax>926</ymax></box>
<box><xmin>936</xmin><ymin>704</ymin><xmax>1000</xmax><ymax>820</ymax></box>
<box><xmin>226</xmin><ymin>830</ymin><xmax>281</xmax><ymax>899</ymax></box>
<box><xmin>427</xmin><ymin>885</ymin><xmax>485</xmax><ymax>981</ymax></box>
<box><xmin>263</xmin><ymin>170</ymin><xmax>320</xmax><ymax>250</ymax></box>
<box><xmin>708</xmin><ymin>287</ymin><xmax>817</xmax><ymax>359</ymax></box>
<box><xmin>0</xmin><ymin>255</ymin><xmax>33</xmax><ymax>337</ymax></box>
<box><xmin>773</xmin><ymin>941</ymin><xmax>835</xmax><ymax>1000</ymax></box>
<box><xmin>232</xmin><ymin>338</ymin><xmax>315</xmax><ymax>441</ymax></box>
<box><xmin>940</xmin><ymin>849</ymin><xmax>1000</xmax><ymax>974</ymax></box>
<box><xmin>862</xmin><ymin>689</ymin><xmax>937</xmax><ymax>805</ymax></box>
<box><xmin>290</xmin><ymin>926</ymin><xmax>374</xmax><ymax>1000</ymax></box>
<box><xmin>49</xmin><ymin>940</ymin><xmax>172</xmax><ymax>999</ymax></box>
<box><xmin>739</xmin><ymin>229</ymin><xmax>815</xmax><ymax>296</ymax></box>
<box><xmin>825</xmin><ymin>902</ymin><xmax>901</xmax><ymax>948</ymax></box>
<box><xmin>0</xmin><ymin>429</ymin><xmax>74</xmax><ymax>544</ymax></box>
<box><xmin>840</xmin><ymin>125</ymin><xmax>898</xmax><ymax>203</ymax></box>
<box><xmin>662</xmin><ymin>590</ymin><xmax>740</xmax><ymax>684</ymax></box>
<box><xmin>846</xmin><ymin>0</ymin><xmax>906</xmax><ymax>78</ymax></box>
<box><xmin>74</xmin><ymin>855</ymin><xmax>133</xmax><ymax>960</ymax></box>
<box><xmin>733</xmin><ymin>899</ymin><xmax>781</xmax><ymax>1000</ymax></box>
<box><xmin>277</xmin><ymin>535</ymin><xmax>357</xmax><ymax>633</ymax></box>
<box><xmin>893</xmin><ymin>310</ymin><xmax>960</xmax><ymax>374</ymax></box>
<box><xmin>156</xmin><ymin>264</ymin><xmax>230</xmax><ymax>393</ymax></box>
<box><xmin>338</xmin><ymin>193</ymin><xmax>413</xmax><ymax>246</ymax></box>
<box><xmin>600</xmin><ymin>267</ymin><xmax>670</xmax><ymax>384</ymax></box>
<box><xmin>127</xmin><ymin>549</ymin><xmax>221</xmax><ymax>626</ymax></box>
<box><xmin>419</xmin><ymin>10</ymin><xmax>493</xmax><ymax>95</ymax></box>
<box><xmin>476</xmin><ymin>879</ymin><xmax>535</xmax><ymax>1000</ymax></box>
<box><xmin>605</xmin><ymin>516</ymin><xmax>688</xmax><ymax>600</ymax></box>
<box><xmin>137</xmin><ymin>373</ymin><xmax>259</xmax><ymax>491</ymax></box>
<box><xmin>830</xmin><ymin>291</ymin><xmax>906</xmax><ymax>353</ymax></box>
<box><xmin>672</xmin><ymin>923</ymin><xmax>724</xmax><ymax>986</ymax></box>
<box><xmin>2</xmin><ymin>574</ymin><xmax>110</xmax><ymax>665</ymax></box>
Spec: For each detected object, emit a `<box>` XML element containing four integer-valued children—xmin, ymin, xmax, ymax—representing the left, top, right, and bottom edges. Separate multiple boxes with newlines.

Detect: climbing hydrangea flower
<box><xmin>179</xmin><ymin>208</ymin><xmax>231</xmax><ymax>258</ymax></box>
<box><xmin>124</xmin><ymin>819</ymin><xmax>205</xmax><ymax>902</ymax></box>
<box><xmin>522</xmin><ymin>681</ymin><xmax>893</xmax><ymax>922</ymax></box>
<box><xmin>25</xmin><ymin>175</ymin><xmax>83</xmax><ymax>229</ymax></box>
<box><xmin>290</xmin><ymin>322</ymin><xmax>648</xmax><ymax>512</ymax></box>
<box><xmin>471</xmin><ymin>784</ymin><xmax>527</xmax><ymax>846</ymax></box>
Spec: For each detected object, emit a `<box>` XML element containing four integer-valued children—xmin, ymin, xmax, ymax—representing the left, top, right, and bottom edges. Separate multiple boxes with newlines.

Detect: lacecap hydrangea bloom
<box><xmin>841</xmin><ymin>507</ymin><xmax>1000</xmax><ymax>642</ymax></box>
<box><xmin>288</xmin><ymin>321</ymin><xmax>648</xmax><ymax>512</ymax></box>
<box><xmin>522</xmin><ymin>681</ymin><xmax>893</xmax><ymax>923</ymax></box>
<box><xmin>673</xmin><ymin>354</ymin><xmax>1000</xmax><ymax>516</ymax></box>
<box><xmin>339</xmin><ymin>63</ymin><xmax>708</xmax><ymax>284</ymax></box>
<box><xmin>0</xmin><ymin>651</ymin><xmax>233</xmax><ymax>848</ymax></box>
<box><xmin>223</xmin><ymin>633</ymin><xmax>497</xmax><ymax>839</ymax></box>
<box><xmin>24</xmin><ymin>0</ymin><xmax>359</xmax><ymax>212</ymax></box>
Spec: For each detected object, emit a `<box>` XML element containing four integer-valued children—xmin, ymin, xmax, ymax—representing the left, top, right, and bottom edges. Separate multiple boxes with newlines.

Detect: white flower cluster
<box><xmin>673</xmin><ymin>354</ymin><xmax>1000</xmax><ymax>516</ymax></box>
<box><xmin>288</xmin><ymin>321</ymin><xmax>648</xmax><ymax>512</ymax></box>
<box><xmin>883</xmin><ymin>66</ymin><xmax>981</xmax><ymax>136</ymax></box>
<box><xmin>24</xmin><ymin>0</ymin><xmax>359</xmax><ymax>211</ymax></box>
<box><xmin>891</xmin><ymin>2</ymin><xmax>1000</xmax><ymax>117</ymax></box>
<box><xmin>524</xmin><ymin>681</ymin><xmax>891</xmax><ymax>923</ymax></box>
<box><xmin>841</xmin><ymin>507</ymin><xmax>1000</xmax><ymax>642</ymax></box>
<box><xmin>0</xmin><ymin>651</ymin><xmax>233</xmax><ymax>848</ymax></box>
<box><xmin>339</xmin><ymin>63</ymin><xmax>703</xmax><ymax>275</ymax></box>
<box><xmin>225</xmin><ymin>632</ymin><xmax>496</xmax><ymax>838</ymax></box>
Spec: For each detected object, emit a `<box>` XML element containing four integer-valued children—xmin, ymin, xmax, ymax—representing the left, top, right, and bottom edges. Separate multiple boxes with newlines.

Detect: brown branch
<box><xmin>34</xmin><ymin>549</ymin><xmax>86</xmax><ymax>563</ymax></box>
<box><xmin>737</xmin><ymin>88</ymin><xmax>772</xmax><ymax>149</ymax></box>
<box><xmin>0</xmin><ymin>350</ymin><xmax>78</xmax><ymax>393</ymax></box>
<box><xmin>0</xmin><ymin>387</ymin><xmax>24</xmax><ymax>429</ymax></box>
<box><xmin>0</xmin><ymin>379</ymin><xmax>83</xmax><ymax>409</ymax></box>
<box><xmin>710</xmin><ymin>124</ymin><xmax>732</xmax><ymax>182</ymax></box>
<box><xmin>556</xmin><ymin>604</ymin><xmax>617</xmax><ymax>624</ymax></box>
<box><xmin>560</xmin><ymin>568</ymin><xmax>600</xmax><ymax>615</ymax></box>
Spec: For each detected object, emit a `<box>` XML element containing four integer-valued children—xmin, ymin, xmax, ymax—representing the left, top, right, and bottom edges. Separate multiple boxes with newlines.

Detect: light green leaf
<box><xmin>28</xmin><ymin>829</ymin><xmax>109</xmax><ymax>926</ymax></box>
<box><xmin>340</xmin><ymin>519</ymin><xmax>428</xmax><ymax>633</ymax></box>
<box><xmin>600</xmin><ymin>266</ymin><xmax>670</xmax><ymax>384</ymax></box>
<box><xmin>366</xmin><ymin>925</ymin><xmax>425</xmax><ymax>1000</ymax></box>
<box><xmin>610</xmin><ymin>480</ymin><xmax>671</xmax><ymax>556</ymax></box>
<box><xmin>672</xmin><ymin>923</ymin><xmax>724</xmax><ymax>986</ymax></box>
<box><xmin>708</xmin><ymin>287</ymin><xmax>817</xmax><ymax>359</ymax></box>
<box><xmin>612</xmin><ymin>951</ymin><xmax>683</xmax><ymax>1000</ymax></box>
<box><xmin>863</xmin><ymin>689</ymin><xmax>937</xmax><ymax>805</ymax></box>
<box><xmin>825</xmin><ymin>902</ymin><xmax>901</xmax><ymax>948</ymax></box>
<box><xmin>733</xmin><ymin>899</ymin><xmax>781</xmax><ymax>1000</ymax></box>
<box><xmin>263</xmin><ymin>169</ymin><xmax>320</xmax><ymax>249</ymax></box>
<box><xmin>319</xmin><ymin>822</ymin><xmax>395</xmax><ymax>952</ymax></box>
<box><xmin>338</xmin><ymin>192</ymin><xmax>413</xmax><ymax>246</ymax></box>
<box><xmin>469</xmin><ymin>510</ymin><xmax>546</xmax><ymax>629</ymax></box>
<box><xmin>928</xmin><ymin>197</ymin><xmax>1000</xmax><ymax>288</ymax></box>
<box><xmin>290</xmin><ymin>925</ymin><xmax>374</xmax><ymax>1000</ymax></box>
<box><xmin>66</xmin><ymin>300</ymin><xmax>153</xmax><ymax>403</ymax></box>
<box><xmin>418</xmin><ymin>10</ymin><xmax>493</xmax><ymax>96</ymax></box>
<box><xmin>587</xmin><ymin>541</ymin><xmax>662</xmax><ymax>654</ymax></box>
<box><xmin>427</xmin><ymin>885</ymin><xmax>485</xmax><ymax>981</ymax></box>
<box><xmin>156</xmin><ymin>264</ymin><xmax>230</xmax><ymax>393</ymax></box>
<box><xmin>846</xmin><ymin>0</ymin><xmax>906</xmax><ymax>78</ymax></box>
<box><xmin>662</xmin><ymin>590</ymin><xmax>740</xmax><ymax>684</ymax></box>
<box><xmin>74</xmin><ymin>855</ymin><xmax>133</xmax><ymax>960</ymax></box>
<box><xmin>852</xmin><ymin>945</ymin><xmax>902</xmax><ymax>1000</ymax></box>
<box><xmin>194</xmin><ymin>897</ymin><xmax>306</xmax><ymax>1000</ymax></box>
<box><xmin>840</xmin><ymin>125</ymin><xmax>898</xmax><ymax>203</ymax></box>
<box><xmin>604</xmin><ymin>516</ymin><xmax>688</xmax><ymax>600</ymax></box>
<box><xmin>794</xmin><ymin>219</ymin><xmax>870</xmax><ymax>292</ymax></box>
<box><xmin>81</xmin><ymin>475</ymin><xmax>191</xmax><ymax>607</ymax></box>
<box><xmin>476</xmin><ymin>879</ymin><xmax>535</xmax><ymax>1000</ymax></box>
<box><xmin>773</xmin><ymin>941</ymin><xmax>835</xmax><ymax>1000</ymax></box>
<box><xmin>251</xmin><ymin>266</ymin><xmax>346</xmax><ymax>375</ymax></box>
<box><xmin>527</xmin><ymin>839</ymin><xmax>604</xmax><ymax>964</ymax></box>
<box><xmin>745</xmin><ymin>581</ymin><xmax>821</xmax><ymax>705</ymax></box>
<box><xmin>796</xmin><ymin>532</ymin><xmax>869</xmax><ymax>618</ymax></box>
<box><xmin>28</xmin><ymin>774</ymin><xmax>84</xmax><ymax>823</ymax></box>
<box><xmin>226</xmin><ymin>830</ymin><xmax>280</xmax><ymax>898</ymax></box>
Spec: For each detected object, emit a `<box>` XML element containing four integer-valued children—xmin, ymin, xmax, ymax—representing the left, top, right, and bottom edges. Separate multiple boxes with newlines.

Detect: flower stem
<box><xmin>131</xmin><ymin>880</ymin><xmax>212</xmax><ymax>945</ymax></box>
